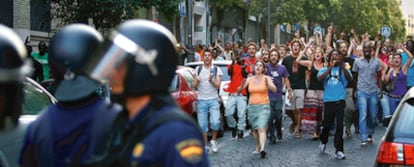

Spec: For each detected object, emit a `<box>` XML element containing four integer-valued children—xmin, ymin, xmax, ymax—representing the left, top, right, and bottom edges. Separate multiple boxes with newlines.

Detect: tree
<box><xmin>46</xmin><ymin>0</ymin><xmax>181</xmax><ymax>32</ymax></box>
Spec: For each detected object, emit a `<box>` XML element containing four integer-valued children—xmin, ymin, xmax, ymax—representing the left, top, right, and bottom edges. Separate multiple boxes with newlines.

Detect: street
<box><xmin>207</xmin><ymin>118</ymin><xmax>385</xmax><ymax>167</ymax></box>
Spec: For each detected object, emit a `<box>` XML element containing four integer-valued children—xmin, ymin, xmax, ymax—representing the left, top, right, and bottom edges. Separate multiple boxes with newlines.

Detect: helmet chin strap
<box><xmin>64</xmin><ymin>69</ymin><xmax>75</xmax><ymax>80</ymax></box>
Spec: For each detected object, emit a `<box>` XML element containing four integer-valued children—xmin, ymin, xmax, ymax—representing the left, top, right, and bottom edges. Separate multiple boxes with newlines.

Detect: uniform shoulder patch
<box><xmin>175</xmin><ymin>139</ymin><xmax>204</xmax><ymax>163</ymax></box>
<box><xmin>133</xmin><ymin>143</ymin><xmax>145</xmax><ymax>158</ymax></box>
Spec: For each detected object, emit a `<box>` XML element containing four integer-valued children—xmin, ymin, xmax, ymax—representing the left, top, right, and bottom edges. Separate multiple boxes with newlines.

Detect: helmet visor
<box><xmin>84</xmin><ymin>32</ymin><xmax>136</xmax><ymax>81</ymax></box>
<box><xmin>0</xmin><ymin>60</ymin><xmax>32</xmax><ymax>82</ymax></box>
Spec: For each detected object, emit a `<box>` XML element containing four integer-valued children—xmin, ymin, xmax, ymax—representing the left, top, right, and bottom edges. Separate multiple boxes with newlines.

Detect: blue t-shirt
<box><xmin>401</xmin><ymin>52</ymin><xmax>408</xmax><ymax>65</ymax></box>
<box><xmin>318</xmin><ymin>66</ymin><xmax>352</xmax><ymax>102</ymax></box>
<box><xmin>407</xmin><ymin>61</ymin><xmax>414</xmax><ymax>87</ymax></box>
<box><xmin>265</xmin><ymin>64</ymin><xmax>289</xmax><ymax>100</ymax></box>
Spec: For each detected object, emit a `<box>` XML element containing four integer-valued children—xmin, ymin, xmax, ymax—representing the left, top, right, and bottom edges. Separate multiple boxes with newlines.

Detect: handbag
<box><xmin>385</xmin><ymin>71</ymin><xmax>398</xmax><ymax>92</ymax></box>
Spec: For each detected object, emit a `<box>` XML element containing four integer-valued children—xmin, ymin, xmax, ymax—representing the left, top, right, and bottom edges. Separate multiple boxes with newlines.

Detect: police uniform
<box><xmin>129</xmin><ymin>104</ymin><xmax>209</xmax><ymax>166</ymax></box>
<box><xmin>19</xmin><ymin>98</ymin><xmax>120</xmax><ymax>167</ymax></box>
<box><xmin>19</xmin><ymin>24</ymin><xmax>122</xmax><ymax>167</ymax></box>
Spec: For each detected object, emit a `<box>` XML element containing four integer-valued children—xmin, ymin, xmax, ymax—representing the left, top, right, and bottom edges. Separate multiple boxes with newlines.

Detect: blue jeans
<box><xmin>356</xmin><ymin>90</ymin><xmax>378</xmax><ymax>142</ymax></box>
<box><xmin>224</xmin><ymin>95</ymin><xmax>247</xmax><ymax>131</ymax></box>
<box><xmin>267</xmin><ymin>98</ymin><xmax>283</xmax><ymax>137</ymax></box>
<box><xmin>197</xmin><ymin>99</ymin><xmax>221</xmax><ymax>132</ymax></box>
<box><xmin>380</xmin><ymin>94</ymin><xmax>391</xmax><ymax>118</ymax></box>
<box><xmin>388</xmin><ymin>96</ymin><xmax>402</xmax><ymax>116</ymax></box>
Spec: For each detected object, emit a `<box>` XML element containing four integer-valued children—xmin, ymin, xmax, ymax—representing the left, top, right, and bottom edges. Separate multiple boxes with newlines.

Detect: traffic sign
<box><xmin>381</xmin><ymin>26</ymin><xmax>391</xmax><ymax>37</ymax></box>
<box><xmin>314</xmin><ymin>26</ymin><xmax>322</xmax><ymax>35</ymax></box>
<box><xmin>179</xmin><ymin>0</ymin><xmax>186</xmax><ymax>17</ymax></box>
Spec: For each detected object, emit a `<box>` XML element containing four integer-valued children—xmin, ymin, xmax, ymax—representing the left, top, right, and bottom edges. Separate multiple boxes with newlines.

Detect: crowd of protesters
<box><xmin>187</xmin><ymin>24</ymin><xmax>414</xmax><ymax>160</ymax></box>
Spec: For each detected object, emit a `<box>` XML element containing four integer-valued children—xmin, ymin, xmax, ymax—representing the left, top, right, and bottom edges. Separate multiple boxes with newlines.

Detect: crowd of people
<box><xmin>1</xmin><ymin>18</ymin><xmax>414</xmax><ymax>166</ymax></box>
<box><xmin>1</xmin><ymin>20</ymin><xmax>210</xmax><ymax>167</ymax></box>
<box><xmin>188</xmin><ymin>25</ymin><xmax>414</xmax><ymax>160</ymax></box>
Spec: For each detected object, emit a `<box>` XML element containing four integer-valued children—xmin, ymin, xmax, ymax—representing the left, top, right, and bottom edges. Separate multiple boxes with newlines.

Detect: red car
<box><xmin>169</xmin><ymin>66</ymin><xmax>197</xmax><ymax>116</ymax></box>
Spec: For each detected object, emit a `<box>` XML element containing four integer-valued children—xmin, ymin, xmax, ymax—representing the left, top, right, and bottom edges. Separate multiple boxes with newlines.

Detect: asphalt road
<box><xmin>207</xmin><ymin>118</ymin><xmax>386</xmax><ymax>167</ymax></box>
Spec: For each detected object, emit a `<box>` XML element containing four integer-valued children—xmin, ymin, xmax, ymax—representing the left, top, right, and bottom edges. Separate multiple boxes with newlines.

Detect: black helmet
<box><xmin>87</xmin><ymin>19</ymin><xmax>178</xmax><ymax>96</ymax></box>
<box><xmin>49</xmin><ymin>24</ymin><xmax>104</xmax><ymax>102</ymax></box>
<box><xmin>0</xmin><ymin>24</ymin><xmax>31</xmax><ymax>128</ymax></box>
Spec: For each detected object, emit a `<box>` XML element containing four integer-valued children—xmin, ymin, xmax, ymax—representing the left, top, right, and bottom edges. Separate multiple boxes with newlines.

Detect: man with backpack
<box><xmin>192</xmin><ymin>49</ymin><xmax>223</xmax><ymax>153</ymax></box>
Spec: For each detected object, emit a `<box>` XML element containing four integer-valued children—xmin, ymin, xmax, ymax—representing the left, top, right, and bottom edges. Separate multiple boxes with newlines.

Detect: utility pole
<box><xmin>187</xmin><ymin>0</ymin><xmax>195</xmax><ymax>62</ymax></box>
<box><xmin>267</xmin><ymin>0</ymin><xmax>271</xmax><ymax>46</ymax></box>
<box><xmin>205</xmin><ymin>0</ymin><xmax>209</xmax><ymax>47</ymax></box>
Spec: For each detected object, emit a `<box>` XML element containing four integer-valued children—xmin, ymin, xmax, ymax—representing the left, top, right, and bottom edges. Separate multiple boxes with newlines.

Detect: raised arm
<box><xmin>402</xmin><ymin>47</ymin><xmax>414</xmax><ymax>74</ymax></box>
<box><xmin>296</xmin><ymin>37</ymin><xmax>314</xmax><ymax>69</ymax></box>
<box><xmin>325</xmin><ymin>24</ymin><xmax>334</xmax><ymax>49</ymax></box>
<box><xmin>351</xmin><ymin>29</ymin><xmax>360</xmax><ymax>46</ymax></box>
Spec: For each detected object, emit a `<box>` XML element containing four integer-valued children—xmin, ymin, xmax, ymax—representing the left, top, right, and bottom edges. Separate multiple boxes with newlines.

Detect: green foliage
<box><xmin>49</xmin><ymin>0</ymin><xmax>180</xmax><ymax>31</ymax></box>
<box><xmin>244</xmin><ymin>0</ymin><xmax>406</xmax><ymax>42</ymax></box>
<box><xmin>210</xmin><ymin>0</ymin><xmax>245</xmax><ymax>8</ymax></box>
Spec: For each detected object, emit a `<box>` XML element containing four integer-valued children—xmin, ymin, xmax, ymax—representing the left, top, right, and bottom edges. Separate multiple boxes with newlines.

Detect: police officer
<box><xmin>0</xmin><ymin>24</ymin><xmax>32</xmax><ymax>167</ymax></box>
<box><xmin>19</xmin><ymin>24</ymin><xmax>122</xmax><ymax>167</ymax></box>
<box><xmin>85</xmin><ymin>19</ymin><xmax>209</xmax><ymax>166</ymax></box>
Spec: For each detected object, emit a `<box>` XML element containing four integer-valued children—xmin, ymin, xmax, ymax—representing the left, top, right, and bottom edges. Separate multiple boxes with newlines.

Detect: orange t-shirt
<box><xmin>248</xmin><ymin>76</ymin><xmax>269</xmax><ymax>104</ymax></box>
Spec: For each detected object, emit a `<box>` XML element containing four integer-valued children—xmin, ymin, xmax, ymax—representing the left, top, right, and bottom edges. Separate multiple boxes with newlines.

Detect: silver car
<box><xmin>0</xmin><ymin>77</ymin><xmax>56</xmax><ymax>167</ymax></box>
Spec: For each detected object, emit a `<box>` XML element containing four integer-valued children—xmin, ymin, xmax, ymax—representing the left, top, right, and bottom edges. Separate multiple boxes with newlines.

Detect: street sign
<box><xmin>179</xmin><ymin>0</ymin><xmax>186</xmax><ymax>17</ymax></box>
<box><xmin>381</xmin><ymin>26</ymin><xmax>391</xmax><ymax>37</ymax></box>
<box><xmin>314</xmin><ymin>26</ymin><xmax>322</xmax><ymax>35</ymax></box>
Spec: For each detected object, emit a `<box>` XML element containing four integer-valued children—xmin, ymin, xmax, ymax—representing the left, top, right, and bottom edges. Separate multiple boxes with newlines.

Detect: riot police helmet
<box><xmin>86</xmin><ymin>19</ymin><xmax>178</xmax><ymax>96</ymax></box>
<box><xmin>49</xmin><ymin>24</ymin><xmax>104</xmax><ymax>102</ymax></box>
<box><xmin>0</xmin><ymin>24</ymin><xmax>32</xmax><ymax>128</ymax></box>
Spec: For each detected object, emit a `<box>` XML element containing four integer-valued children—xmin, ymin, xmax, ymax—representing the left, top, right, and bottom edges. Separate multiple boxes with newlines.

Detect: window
<box><xmin>30</xmin><ymin>0</ymin><xmax>51</xmax><ymax>32</ymax></box>
<box><xmin>0</xmin><ymin>0</ymin><xmax>13</xmax><ymax>27</ymax></box>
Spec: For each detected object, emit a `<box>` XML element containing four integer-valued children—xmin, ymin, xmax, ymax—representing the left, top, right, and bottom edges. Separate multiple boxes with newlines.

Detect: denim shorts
<box><xmin>196</xmin><ymin>99</ymin><xmax>221</xmax><ymax>132</ymax></box>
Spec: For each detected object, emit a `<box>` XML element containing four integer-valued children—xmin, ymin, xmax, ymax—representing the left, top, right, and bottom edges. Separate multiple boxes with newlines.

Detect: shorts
<box><xmin>285</xmin><ymin>89</ymin><xmax>305</xmax><ymax>110</ymax></box>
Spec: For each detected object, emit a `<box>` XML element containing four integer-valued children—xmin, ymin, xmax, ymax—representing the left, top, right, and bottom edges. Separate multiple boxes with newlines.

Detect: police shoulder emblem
<box><xmin>133</xmin><ymin>143</ymin><xmax>145</xmax><ymax>158</ymax></box>
<box><xmin>175</xmin><ymin>139</ymin><xmax>204</xmax><ymax>163</ymax></box>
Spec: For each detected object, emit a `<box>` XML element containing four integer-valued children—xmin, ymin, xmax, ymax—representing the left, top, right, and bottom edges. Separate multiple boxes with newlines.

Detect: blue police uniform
<box><xmin>129</xmin><ymin>104</ymin><xmax>209</xmax><ymax>166</ymax></box>
<box><xmin>19</xmin><ymin>98</ymin><xmax>120</xmax><ymax>167</ymax></box>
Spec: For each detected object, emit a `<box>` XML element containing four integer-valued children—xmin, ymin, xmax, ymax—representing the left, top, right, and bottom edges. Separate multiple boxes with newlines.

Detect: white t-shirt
<box><xmin>194</xmin><ymin>65</ymin><xmax>223</xmax><ymax>100</ymax></box>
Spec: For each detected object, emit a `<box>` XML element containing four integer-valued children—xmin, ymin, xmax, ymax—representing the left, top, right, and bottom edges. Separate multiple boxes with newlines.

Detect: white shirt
<box><xmin>195</xmin><ymin>65</ymin><xmax>223</xmax><ymax>100</ymax></box>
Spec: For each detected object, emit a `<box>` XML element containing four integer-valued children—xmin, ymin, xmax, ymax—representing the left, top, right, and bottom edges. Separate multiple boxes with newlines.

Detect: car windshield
<box><xmin>23</xmin><ymin>81</ymin><xmax>53</xmax><ymax>115</ymax></box>
<box><xmin>392</xmin><ymin>98</ymin><xmax>414</xmax><ymax>139</ymax></box>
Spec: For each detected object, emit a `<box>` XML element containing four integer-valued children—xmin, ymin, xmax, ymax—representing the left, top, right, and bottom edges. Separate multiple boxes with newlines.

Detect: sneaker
<box><xmin>335</xmin><ymin>151</ymin><xmax>346</xmax><ymax>159</ymax></box>
<box><xmin>252</xmin><ymin>150</ymin><xmax>260</xmax><ymax>155</ymax></box>
<box><xmin>260</xmin><ymin>151</ymin><xmax>267</xmax><ymax>159</ymax></box>
<box><xmin>367</xmin><ymin>135</ymin><xmax>373</xmax><ymax>143</ymax></box>
<box><xmin>360</xmin><ymin>141</ymin><xmax>368</xmax><ymax>146</ymax></box>
<box><xmin>210</xmin><ymin>140</ymin><xmax>218</xmax><ymax>153</ymax></box>
<box><xmin>238</xmin><ymin>130</ymin><xmax>244</xmax><ymax>140</ymax></box>
<box><xmin>319</xmin><ymin>143</ymin><xmax>326</xmax><ymax>153</ymax></box>
<box><xmin>231</xmin><ymin>128</ymin><xmax>237</xmax><ymax>138</ymax></box>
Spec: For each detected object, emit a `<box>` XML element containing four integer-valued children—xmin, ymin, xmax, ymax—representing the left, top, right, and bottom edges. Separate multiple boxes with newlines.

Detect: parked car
<box><xmin>169</xmin><ymin>66</ymin><xmax>198</xmax><ymax>116</ymax></box>
<box><xmin>0</xmin><ymin>77</ymin><xmax>57</xmax><ymax>167</ymax></box>
<box><xmin>374</xmin><ymin>87</ymin><xmax>414</xmax><ymax>166</ymax></box>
